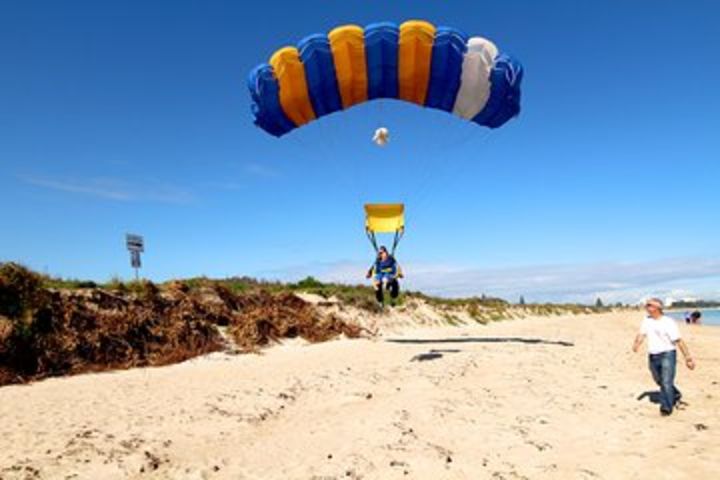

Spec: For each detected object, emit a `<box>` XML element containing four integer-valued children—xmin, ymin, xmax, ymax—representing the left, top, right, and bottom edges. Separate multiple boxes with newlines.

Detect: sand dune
<box><xmin>1</xmin><ymin>312</ymin><xmax>718</xmax><ymax>479</ymax></box>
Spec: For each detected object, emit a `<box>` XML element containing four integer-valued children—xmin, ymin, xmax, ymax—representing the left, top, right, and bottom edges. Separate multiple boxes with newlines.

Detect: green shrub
<box><xmin>293</xmin><ymin>276</ymin><xmax>325</xmax><ymax>290</ymax></box>
<box><xmin>105</xmin><ymin>276</ymin><xmax>128</xmax><ymax>293</ymax></box>
<box><xmin>43</xmin><ymin>277</ymin><xmax>97</xmax><ymax>290</ymax></box>
<box><xmin>0</xmin><ymin>262</ymin><xmax>46</xmax><ymax>319</ymax></box>
<box><xmin>441</xmin><ymin>312</ymin><xmax>463</xmax><ymax>326</ymax></box>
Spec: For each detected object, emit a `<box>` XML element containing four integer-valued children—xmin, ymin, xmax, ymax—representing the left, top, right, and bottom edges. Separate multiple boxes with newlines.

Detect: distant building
<box><xmin>664</xmin><ymin>296</ymin><xmax>697</xmax><ymax>308</ymax></box>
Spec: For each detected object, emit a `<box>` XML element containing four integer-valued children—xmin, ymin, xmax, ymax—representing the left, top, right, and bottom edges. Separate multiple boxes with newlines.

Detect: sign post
<box><xmin>125</xmin><ymin>234</ymin><xmax>144</xmax><ymax>281</ymax></box>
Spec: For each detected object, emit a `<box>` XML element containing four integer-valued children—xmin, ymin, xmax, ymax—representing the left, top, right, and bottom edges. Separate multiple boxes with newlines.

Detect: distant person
<box><xmin>684</xmin><ymin>311</ymin><xmax>692</xmax><ymax>324</ymax></box>
<box><xmin>690</xmin><ymin>310</ymin><xmax>702</xmax><ymax>324</ymax></box>
<box><xmin>632</xmin><ymin>298</ymin><xmax>695</xmax><ymax>416</ymax></box>
<box><xmin>366</xmin><ymin>246</ymin><xmax>403</xmax><ymax>306</ymax></box>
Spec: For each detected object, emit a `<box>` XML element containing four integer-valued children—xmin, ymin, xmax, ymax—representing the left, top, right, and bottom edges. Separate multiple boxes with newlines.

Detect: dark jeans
<box><xmin>375</xmin><ymin>278</ymin><xmax>399</xmax><ymax>304</ymax></box>
<box><xmin>648</xmin><ymin>350</ymin><xmax>681</xmax><ymax>413</ymax></box>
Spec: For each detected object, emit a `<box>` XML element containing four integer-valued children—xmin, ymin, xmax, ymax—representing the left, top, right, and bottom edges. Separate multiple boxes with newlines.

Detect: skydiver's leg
<box><xmin>373</xmin><ymin>279</ymin><xmax>384</xmax><ymax>304</ymax></box>
<box><xmin>387</xmin><ymin>279</ymin><xmax>399</xmax><ymax>306</ymax></box>
<box><xmin>376</xmin><ymin>285</ymin><xmax>384</xmax><ymax>304</ymax></box>
<box><xmin>389</xmin><ymin>279</ymin><xmax>399</xmax><ymax>299</ymax></box>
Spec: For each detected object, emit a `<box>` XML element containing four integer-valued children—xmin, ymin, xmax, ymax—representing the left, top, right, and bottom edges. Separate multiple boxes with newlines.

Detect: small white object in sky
<box><xmin>373</xmin><ymin>127</ymin><xmax>389</xmax><ymax>146</ymax></box>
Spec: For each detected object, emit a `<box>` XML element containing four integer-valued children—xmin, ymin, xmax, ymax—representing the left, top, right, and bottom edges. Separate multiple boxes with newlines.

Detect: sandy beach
<box><xmin>1</xmin><ymin>311</ymin><xmax>718</xmax><ymax>480</ymax></box>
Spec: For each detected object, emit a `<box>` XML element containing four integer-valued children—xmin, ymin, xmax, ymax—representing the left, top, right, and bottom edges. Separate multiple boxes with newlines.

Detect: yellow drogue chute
<box><xmin>364</xmin><ymin>203</ymin><xmax>405</xmax><ymax>254</ymax></box>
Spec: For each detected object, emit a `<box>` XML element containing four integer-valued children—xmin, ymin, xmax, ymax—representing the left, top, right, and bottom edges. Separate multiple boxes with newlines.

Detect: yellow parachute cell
<box><xmin>398</xmin><ymin>20</ymin><xmax>436</xmax><ymax>105</ymax></box>
<box><xmin>269</xmin><ymin>47</ymin><xmax>316</xmax><ymax>126</ymax></box>
<box><xmin>328</xmin><ymin>25</ymin><xmax>368</xmax><ymax>109</ymax></box>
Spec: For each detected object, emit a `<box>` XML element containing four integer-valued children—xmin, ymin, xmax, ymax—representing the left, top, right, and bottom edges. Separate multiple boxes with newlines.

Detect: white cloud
<box><xmin>20</xmin><ymin>174</ymin><xmax>193</xmax><ymax>204</ymax></box>
<box><xmin>260</xmin><ymin>257</ymin><xmax>720</xmax><ymax>304</ymax></box>
<box><xmin>204</xmin><ymin>181</ymin><xmax>245</xmax><ymax>191</ymax></box>
<box><xmin>242</xmin><ymin>163</ymin><xmax>279</xmax><ymax>178</ymax></box>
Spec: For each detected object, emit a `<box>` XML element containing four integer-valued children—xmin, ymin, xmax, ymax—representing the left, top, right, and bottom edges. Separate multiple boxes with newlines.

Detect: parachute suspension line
<box><xmin>317</xmin><ymin>121</ymin><xmax>338</xmax><ymax>168</ymax></box>
<box><xmin>355</xmin><ymin>110</ymin><xmax>376</xmax><ymax>209</ymax></box>
<box><xmin>391</xmin><ymin>227</ymin><xmax>404</xmax><ymax>256</ymax></box>
<box><xmin>289</xmin><ymin>130</ymin><xmax>320</xmax><ymax>164</ymax></box>
<box><xmin>290</xmin><ymin>131</ymin><xmax>339</xmax><ymax>201</ymax></box>
<box><xmin>365</xmin><ymin>227</ymin><xmax>403</xmax><ymax>256</ymax></box>
<box><xmin>286</xmin><ymin>134</ymin><xmax>317</xmax><ymax>185</ymax></box>
<box><xmin>398</xmin><ymin>114</ymin><xmax>470</xmax><ymax>210</ymax></box>
<box><xmin>315</xmin><ymin>107</ymin><xmax>349</xmax><ymax>194</ymax></box>
<box><xmin>411</xmin><ymin>128</ymin><xmax>494</xmax><ymax>215</ymax></box>
<box><xmin>375</xmin><ymin>98</ymin><xmax>389</xmax><ymax>144</ymax></box>
<box><xmin>366</xmin><ymin>229</ymin><xmax>379</xmax><ymax>253</ymax></box>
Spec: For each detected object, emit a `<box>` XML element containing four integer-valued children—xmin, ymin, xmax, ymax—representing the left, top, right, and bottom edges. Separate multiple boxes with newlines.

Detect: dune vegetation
<box><xmin>0</xmin><ymin>262</ymin><xmax>612</xmax><ymax>386</ymax></box>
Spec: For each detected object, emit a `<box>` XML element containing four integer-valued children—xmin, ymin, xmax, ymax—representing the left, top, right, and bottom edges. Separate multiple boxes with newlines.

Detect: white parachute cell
<box><xmin>452</xmin><ymin>37</ymin><xmax>499</xmax><ymax>120</ymax></box>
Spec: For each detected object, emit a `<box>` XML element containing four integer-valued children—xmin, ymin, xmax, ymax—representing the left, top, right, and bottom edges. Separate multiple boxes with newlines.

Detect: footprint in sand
<box><xmin>491</xmin><ymin>470</ymin><xmax>529</xmax><ymax>479</ymax></box>
<box><xmin>138</xmin><ymin>450</ymin><xmax>168</xmax><ymax>474</ymax></box>
<box><xmin>526</xmin><ymin>440</ymin><xmax>552</xmax><ymax>452</ymax></box>
<box><xmin>578</xmin><ymin>468</ymin><xmax>600</xmax><ymax>478</ymax></box>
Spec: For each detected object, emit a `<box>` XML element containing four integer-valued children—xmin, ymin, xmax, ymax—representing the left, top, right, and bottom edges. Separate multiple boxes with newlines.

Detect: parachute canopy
<box><xmin>365</xmin><ymin>203</ymin><xmax>405</xmax><ymax>254</ymax></box>
<box><xmin>365</xmin><ymin>203</ymin><xmax>405</xmax><ymax>233</ymax></box>
<box><xmin>248</xmin><ymin>20</ymin><xmax>523</xmax><ymax>137</ymax></box>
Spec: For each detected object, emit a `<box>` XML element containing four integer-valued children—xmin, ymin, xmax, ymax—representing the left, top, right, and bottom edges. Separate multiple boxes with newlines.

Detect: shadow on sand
<box><xmin>637</xmin><ymin>391</ymin><xmax>661</xmax><ymax>404</ymax></box>
<box><xmin>387</xmin><ymin>337</ymin><xmax>575</xmax><ymax>347</ymax></box>
<box><xmin>637</xmin><ymin>391</ymin><xmax>689</xmax><ymax>411</ymax></box>
<box><xmin>410</xmin><ymin>349</ymin><xmax>461</xmax><ymax>362</ymax></box>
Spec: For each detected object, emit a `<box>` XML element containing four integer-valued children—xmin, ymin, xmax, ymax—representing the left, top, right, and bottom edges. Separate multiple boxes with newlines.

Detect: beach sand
<box><xmin>1</xmin><ymin>311</ymin><xmax>718</xmax><ymax>479</ymax></box>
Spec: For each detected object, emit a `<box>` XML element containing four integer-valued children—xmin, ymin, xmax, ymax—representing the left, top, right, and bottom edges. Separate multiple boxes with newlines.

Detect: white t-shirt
<box><xmin>640</xmin><ymin>315</ymin><xmax>681</xmax><ymax>354</ymax></box>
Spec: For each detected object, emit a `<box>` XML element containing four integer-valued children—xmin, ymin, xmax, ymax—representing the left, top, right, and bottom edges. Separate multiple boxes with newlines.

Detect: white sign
<box><xmin>126</xmin><ymin>234</ymin><xmax>144</xmax><ymax>252</ymax></box>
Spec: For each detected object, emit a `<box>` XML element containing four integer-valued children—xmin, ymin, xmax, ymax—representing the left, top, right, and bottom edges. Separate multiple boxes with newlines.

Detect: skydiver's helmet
<box><xmin>373</xmin><ymin>127</ymin><xmax>389</xmax><ymax>146</ymax></box>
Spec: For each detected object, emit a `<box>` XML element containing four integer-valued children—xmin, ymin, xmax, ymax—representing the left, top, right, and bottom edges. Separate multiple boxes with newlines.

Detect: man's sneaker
<box><xmin>660</xmin><ymin>408</ymin><xmax>672</xmax><ymax>416</ymax></box>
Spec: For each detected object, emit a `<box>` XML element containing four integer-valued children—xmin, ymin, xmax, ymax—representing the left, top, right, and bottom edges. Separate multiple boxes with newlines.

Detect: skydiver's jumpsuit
<box><xmin>368</xmin><ymin>255</ymin><xmax>401</xmax><ymax>304</ymax></box>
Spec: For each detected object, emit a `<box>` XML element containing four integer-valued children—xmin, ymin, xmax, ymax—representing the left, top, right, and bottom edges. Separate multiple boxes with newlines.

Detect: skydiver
<box><xmin>366</xmin><ymin>245</ymin><xmax>403</xmax><ymax>306</ymax></box>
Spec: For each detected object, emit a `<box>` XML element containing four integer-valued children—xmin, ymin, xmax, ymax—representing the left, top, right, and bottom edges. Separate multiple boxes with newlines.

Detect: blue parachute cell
<box><xmin>425</xmin><ymin>26</ymin><xmax>468</xmax><ymax>112</ymax></box>
<box><xmin>247</xmin><ymin>64</ymin><xmax>296</xmax><ymax>137</ymax></box>
<box><xmin>298</xmin><ymin>34</ymin><xmax>343</xmax><ymax>118</ymax></box>
<box><xmin>364</xmin><ymin>22</ymin><xmax>400</xmax><ymax>100</ymax></box>
<box><xmin>472</xmin><ymin>54</ymin><xmax>524</xmax><ymax>129</ymax></box>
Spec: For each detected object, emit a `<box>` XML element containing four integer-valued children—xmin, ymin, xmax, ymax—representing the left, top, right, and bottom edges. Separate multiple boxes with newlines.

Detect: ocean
<box><xmin>667</xmin><ymin>308</ymin><xmax>720</xmax><ymax>327</ymax></box>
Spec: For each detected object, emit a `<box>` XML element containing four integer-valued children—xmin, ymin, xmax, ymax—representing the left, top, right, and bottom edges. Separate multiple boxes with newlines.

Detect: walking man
<box><xmin>632</xmin><ymin>298</ymin><xmax>695</xmax><ymax>416</ymax></box>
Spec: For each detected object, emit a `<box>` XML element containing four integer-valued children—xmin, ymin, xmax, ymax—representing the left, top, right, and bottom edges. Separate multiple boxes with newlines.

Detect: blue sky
<box><xmin>1</xmin><ymin>1</ymin><xmax>719</xmax><ymax>303</ymax></box>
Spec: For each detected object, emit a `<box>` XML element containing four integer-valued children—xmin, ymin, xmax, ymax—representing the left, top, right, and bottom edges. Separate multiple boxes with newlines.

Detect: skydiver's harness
<box><xmin>369</xmin><ymin>257</ymin><xmax>398</xmax><ymax>277</ymax></box>
<box><xmin>368</xmin><ymin>254</ymin><xmax>402</xmax><ymax>304</ymax></box>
